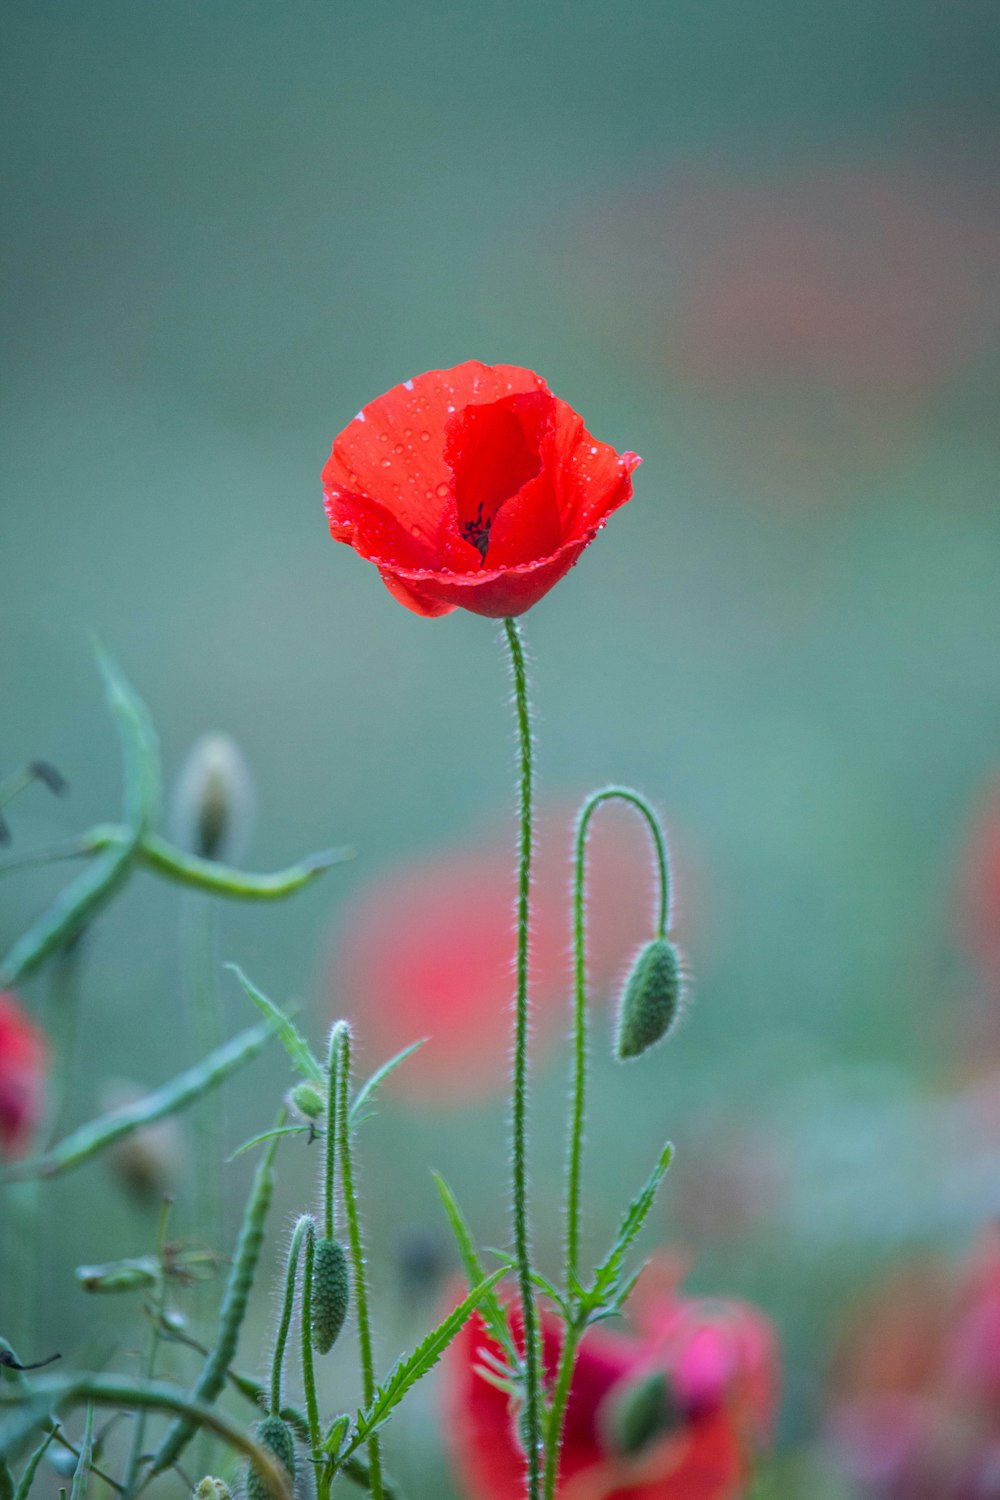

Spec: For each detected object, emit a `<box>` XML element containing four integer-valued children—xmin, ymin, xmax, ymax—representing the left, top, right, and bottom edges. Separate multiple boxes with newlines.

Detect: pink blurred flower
<box><xmin>0</xmin><ymin>990</ymin><xmax>46</xmax><ymax>1158</ymax></box>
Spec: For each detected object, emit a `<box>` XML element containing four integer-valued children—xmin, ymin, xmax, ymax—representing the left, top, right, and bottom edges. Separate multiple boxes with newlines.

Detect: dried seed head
<box><xmin>172</xmin><ymin>732</ymin><xmax>254</xmax><ymax>863</ymax></box>
<box><xmin>245</xmin><ymin>1416</ymin><xmax>295</xmax><ymax>1500</ymax></box>
<box><xmin>615</xmin><ymin>939</ymin><xmax>683</xmax><ymax>1061</ymax></box>
<box><xmin>311</xmin><ymin>1236</ymin><xmax>350</xmax><ymax>1354</ymax></box>
<box><xmin>289</xmin><ymin>1082</ymin><xmax>325</xmax><ymax>1120</ymax></box>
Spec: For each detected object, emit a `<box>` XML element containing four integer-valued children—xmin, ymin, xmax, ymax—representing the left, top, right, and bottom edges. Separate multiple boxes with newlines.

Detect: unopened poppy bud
<box><xmin>100</xmin><ymin>1080</ymin><xmax>180</xmax><ymax>1205</ymax></box>
<box><xmin>311</xmin><ymin>1236</ymin><xmax>350</xmax><ymax>1353</ymax></box>
<box><xmin>599</xmin><ymin>1370</ymin><xmax>679</xmax><ymax>1456</ymax></box>
<box><xmin>615</xmin><ymin>939</ymin><xmax>682</xmax><ymax>1061</ymax></box>
<box><xmin>194</xmin><ymin>1480</ymin><xmax>232</xmax><ymax>1500</ymax></box>
<box><xmin>289</xmin><ymin>1082</ymin><xmax>325</xmax><ymax>1120</ymax></box>
<box><xmin>76</xmin><ymin>1257</ymin><xmax>159</xmax><ymax>1294</ymax></box>
<box><xmin>172</xmin><ymin>732</ymin><xmax>254</xmax><ymax>864</ymax></box>
<box><xmin>246</xmin><ymin>1416</ymin><xmax>295</xmax><ymax>1500</ymax></box>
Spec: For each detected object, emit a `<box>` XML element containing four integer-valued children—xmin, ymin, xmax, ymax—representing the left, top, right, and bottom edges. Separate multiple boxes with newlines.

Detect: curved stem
<box><xmin>502</xmin><ymin>616</ymin><xmax>541</xmax><ymax>1500</ymax></box>
<box><xmin>566</xmin><ymin>786</ymin><xmax>670</xmax><ymax>1287</ymax></box>
<box><xmin>323</xmin><ymin>1030</ymin><xmax>339</xmax><ymax>1241</ymax></box>
<box><xmin>335</xmin><ymin>1023</ymin><xmax>384</xmax><ymax>1500</ymax></box>
<box><xmin>270</xmin><ymin>1215</ymin><xmax>313</xmax><ymax>1416</ymax></box>
<box><xmin>299</xmin><ymin>1223</ymin><xmax>325</xmax><ymax>1500</ymax></box>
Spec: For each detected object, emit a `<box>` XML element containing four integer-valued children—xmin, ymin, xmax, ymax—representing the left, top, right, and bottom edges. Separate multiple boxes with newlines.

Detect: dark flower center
<box><xmin>445</xmin><ymin>391</ymin><xmax>553</xmax><ymax>566</ymax></box>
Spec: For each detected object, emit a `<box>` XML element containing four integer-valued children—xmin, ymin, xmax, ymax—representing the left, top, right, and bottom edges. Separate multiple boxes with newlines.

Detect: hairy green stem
<box><xmin>334</xmin><ymin>1023</ymin><xmax>383</xmax><ymax>1500</ymax></box>
<box><xmin>323</xmin><ymin>1032</ymin><xmax>339</xmax><ymax>1240</ymax></box>
<box><xmin>541</xmin><ymin>1322</ymin><xmax>582</xmax><ymax>1500</ymax></box>
<box><xmin>299</xmin><ymin>1225</ymin><xmax>325</xmax><ymax>1500</ymax></box>
<box><xmin>270</xmin><ymin>1216</ymin><xmax>314</xmax><ymax>1417</ymax></box>
<box><xmin>502</xmin><ymin>616</ymin><xmax>541</xmax><ymax>1500</ymax></box>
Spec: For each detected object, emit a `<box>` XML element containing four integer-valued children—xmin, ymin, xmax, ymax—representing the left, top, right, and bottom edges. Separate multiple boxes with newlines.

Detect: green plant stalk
<box><xmin>123</xmin><ymin>1199</ymin><xmax>172</xmax><ymax>1498</ymax></box>
<box><xmin>502</xmin><ymin>616</ymin><xmax>542</xmax><ymax>1500</ymax></box>
<box><xmin>566</xmin><ymin>787</ymin><xmax>669</xmax><ymax>1285</ymax></box>
<box><xmin>334</xmin><ymin>1023</ymin><xmax>383</xmax><ymax>1500</ymax></box>
<box><xmin>541</xmin><ymin>1322</ymin><xmax>582</xmax><ymax>1500</ymax></box>
<box><xmin>0</xmin><ymin>1376</ymin><xmax>292</xmax><ymax>1499</ymax></box>
<box><xmin>184</xmin><ymin>894</ymin><xmax>223</xmax><ymax>1284</ymax></box>
<box><xmin>323</xmin><ymin>1028</ymin><xmax>340</xmax><ymax>1240</ymax></box>
<box><xmin>299</xmin><ymin>1226</ymin><xmax>325</xmax><ymax>1500</ymax></box>
<box><xmin>270</xmin><ymin>1216</ymin><xmax>314</xmax><ymax>1416</ymax></box>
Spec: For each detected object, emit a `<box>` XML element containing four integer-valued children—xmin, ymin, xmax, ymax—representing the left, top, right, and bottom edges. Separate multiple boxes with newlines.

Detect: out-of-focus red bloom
<box><xmin>0</xmin><ymin>991</ymin><xmax>46</xmax><ymax>1158</ymax></box>
<box><xmin>446</xmin><ymin>1265</ymin><xmax>778</xmax><ymax>1500</ymax></box>
<box><xmin>324</xmin><ymin>802</ymin><xmax>683</xmax><ymax>1104</ymax></box>
<box><xmin>827</xmin><ymin>1230</ymin><xmax>1000</xmax><ymax>1499</ymax></box>
<box><xmin>322</xmin><ymin>362</ymin><xmax>639</xmax><ymax>618</ymax></box>
<box><xmin>957</xmin><ymin>777</ymin><xmax>1000</xmax><ymax>987</ymax></box>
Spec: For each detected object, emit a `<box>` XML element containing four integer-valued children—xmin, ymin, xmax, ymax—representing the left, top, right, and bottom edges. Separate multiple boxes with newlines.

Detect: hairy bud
<box><xmin>289</xmin><ymin>1082</ymin><xmax>325</xmax><ymax>1120</ymax></box>
<box><xmin>311</xmin><ymin>1236</ymin><xmax>350</xmax><ymax>1353</ymax></box>
<box><xmin>615</xmin><ymin>939</ymin><xmax>682</xmax><ymax>1061</ymax></box>
<box><xmin>193</xmin><ymin>1480</ymin><xmax>232</xmax><ymax>1500</ymax></box>
<box><xmin>246</xmin><ymin>1416</ymin><xmax>295</xmax><ymax>1500</ymax></box>
<box><xmin>172</xmin><ymin>732</ymin><xmax>254</xmax><ymax>864</ymax></box>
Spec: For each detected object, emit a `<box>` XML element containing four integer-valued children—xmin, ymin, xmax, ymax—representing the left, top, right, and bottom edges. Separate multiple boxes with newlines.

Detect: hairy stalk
<box><xmin>501</xmin><ymin>616</ymin><xmax>541</xmax><ymax>1500</ymax></box>
<box><xmin>334</xmin><ymin>1023</ymin><xmax>383</xmax><ymax>1500</ymax></box>
<box><xmin>299</xmin><ymin>1225</ymin><xmax>325</xmax><ymax>1500</ymax></box>
<box><xmin>323</xmin><ymin>1030</ymin><xmax>339</xmax><ymax>1240</ymax></box>
<box><xmin>547</xmin><ymin>786</ymin><xmax>671</xmax><ymax>1498</ymax></box>
<box><xmin>270</xmin><ymin>1216</ymin><xmax>313</xmax><ymax>1416</ymax></box>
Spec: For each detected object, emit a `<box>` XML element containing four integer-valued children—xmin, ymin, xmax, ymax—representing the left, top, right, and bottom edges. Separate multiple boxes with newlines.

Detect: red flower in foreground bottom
<box><xmin>446</xmin><ymin>1267</ymin><xmax>778</xmax><ymax>1500</ymax></box>
<box><xmin>322</xmin><ymin>362</ymin><xmax>640</xmax><ymax>618</ymax></box>
<box><xmin>0</xmin><ymin>991</ymin><xmax>47</xmax><ymax>1158</ymax></box>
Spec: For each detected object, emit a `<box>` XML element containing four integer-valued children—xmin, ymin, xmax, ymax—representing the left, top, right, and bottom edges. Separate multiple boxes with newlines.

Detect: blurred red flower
<box><xmin>0</xmin><ymin>991</ymin><xmax>46</xmax><ymax>1158</ymax></box>
<box><xmin>324</xmin><ymin>802</ymin><xmax>681</xmax><ymax>1104</ymax></box>
<box><xmin>322</xmin><ymin>362</ymin><xmax>639</xmax><ymax>618</ymax></box>
<box><xmin>827</xmin><ymin>1230</ymin><xmax>1000</xmax><ymax>1499</ymax></box>
<box><xmin>446</xmin><ymin>1264</ymin><xmax>778</xmax><ymax>1500</ymax></box>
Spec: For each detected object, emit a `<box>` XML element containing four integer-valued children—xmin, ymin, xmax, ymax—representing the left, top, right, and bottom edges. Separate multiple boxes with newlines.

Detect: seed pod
<box><xmin>75</xmin><ymin>1257</ymin><xmax>159</xmax><ymax>1294</ymax></box>
<box><xmin>615</xmin><ymin>939</ymin><xmax>682</xmax><ymax>1061</ymax></box>
<box><xmin>600</xmin><ymin>1370</ymin><xmax>679</xmax><ymax>1455</ymax></box>
<box><xmin>246</xmin><ymin>1416</ymin><xmax>295</xmax><ymax>1500</ymax></box>
<box><xmin>311</xmin><ymin>1236</ymin><xmax>350</xmax><ymax>1353</ymax></box>
<box><xmin>172</xmin><ymin>733</ymin><xmax>254</xmax><ymax>864</ymax></box>
<box><xmin>289</xmin><ymin>1082</ymin><xmax>325</xmax><ymax>1120</ymax></box>
<box><xmin>193</xmin><ymin>1480</ymin><xmax>232</xmax><ymax>1500</ymax></box>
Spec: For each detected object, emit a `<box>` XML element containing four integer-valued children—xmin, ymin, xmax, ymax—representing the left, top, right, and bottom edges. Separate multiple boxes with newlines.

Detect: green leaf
<box><xmin>94</xmin><ymin>645</ymin><xmax>161</xmax><ymax>834</ymax></box>
<box><xmin>320</xmin><ymin>1414</ymin><xmax>351</xmax><ymax>1457</ymax></box>
<box><xmin>585</xmin><ymin>1141</ymin><xmax>673</xmax><ymax>1312</ymax></box>
<box><xmin>13</xmin><ymin>1427</ymin><xmax>55</xmax><ymax>1500</ymax></box>
<box><xmin>339</xmin><ymin>1270</ymin><xmax>506</xmax><ymax>1463</ymax></box>
<box><xmin>227</xmin><ymin>966</ymin><xmax>324</xmax><ymax>1084</ymax></box>
<box><xmin>0</xmin><ymin>1021</ymin><xmax>273</xmax><ymax>1182</ymax></box>
<box><xmin>349</xmin><ymin>1040</ymin><xmax>427</xmax><ymax>1127</ymax></box>
<box><xmin>141</xmin><ymin>834</ymin><xmax>354</xmax><ymax>900</ymax></box>
<box><xmin>227</xmin><ymin>1124</ymin><xmax>313</xmax><ymax>1161</ymax></box>
<box><xmin>68</xmin><ymin>1405</ymin><xmax>93</xmax><ymax>1500</ymax></box>
<box><xmin>431</xmin><ymin>1174</ymin><xmax>518</xmax><ymax>1367</ymax></box>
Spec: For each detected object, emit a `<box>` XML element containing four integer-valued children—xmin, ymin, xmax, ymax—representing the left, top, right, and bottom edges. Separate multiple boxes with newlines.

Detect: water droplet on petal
<box><xmin>393</xmin><ymin>443</ymin><xmax>404</xmax><ymax>453</ymax></box>
<box><xmin>380</xmin><ymin>457</ymin><xmax>391</xmax><ymax>467</ymax></box>
<box><xmin>435</xmin><ymin>482</ymin><xmax>450</xmax><ymax>498</ymax></box>
<box><xmin>420</xmin><ymin>431</ymin><xmax>431</xmax><ymax>442</ymax></box>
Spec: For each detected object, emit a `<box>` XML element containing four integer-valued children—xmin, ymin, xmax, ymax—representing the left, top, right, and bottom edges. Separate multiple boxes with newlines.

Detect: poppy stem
<box><xmin>501</xmin><ymin>616</ymin><xmax>542</xmax><ymax>1500</ymax></box>
<box><xmin>334</xmin><ymin>1021</ymin><xmax>384</xmax><ymax>1500</ymax></box>
<box><xmin>566</xmin><ymin>787</ymin><xmax>670</xmax><ymax>1285</ymax></box>
<box><xmin>541</xmin><ymin>1321</ymin><xmax>582</xmax><ymax>1500</ymax></box>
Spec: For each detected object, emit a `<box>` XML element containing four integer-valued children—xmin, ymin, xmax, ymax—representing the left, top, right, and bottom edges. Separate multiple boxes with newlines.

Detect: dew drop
<box><xmin>435</xmin><ymin>482</ymin><xmax>450</xmax><ymax>498</ymax></box>
<box><xmin>404</xmin><ymin>378</ymin><xmax>415</xmax><ymax>391</ymax></box>
<box><xmin>420</xmin><ymin>431</ymin><xmax>431</xmax><ymax>442</ymax></box>
<box><xmin>380</xmin><ymin>457</ymin><xmax>391</xmax><ymax>467</ymax></box>
<box><xmin>403</xmin><ymin>427</ymin><xmax>412</xmax><ymax>438</ymax></box>
<box><xmin>378</xmin><ymin>432</ymin><xmax>388</xmax><ymax>443</ymax></box>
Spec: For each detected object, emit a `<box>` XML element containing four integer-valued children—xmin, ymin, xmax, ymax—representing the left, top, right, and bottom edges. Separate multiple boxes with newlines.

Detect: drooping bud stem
<box><xmin>269</xmin><ymin>1215</ymin><xmax>315</xmax><ymax>1417</ymax></box>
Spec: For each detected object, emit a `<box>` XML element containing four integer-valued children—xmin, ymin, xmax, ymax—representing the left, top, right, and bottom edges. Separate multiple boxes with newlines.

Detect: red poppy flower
<box><xmin>322</xmin><ymin>802</ymin><xmax>682</xmax><ymax>1104</ymax></box>
<box><xmin>322</xmin><ymin>363</ymin><xmax>640</xmax><ymax>618</ymax></box>
<box><xmin>0</xmin><ymin>991</ymin><xmax>47</xmax><ymax>1158</ymax></box>
<box><xmin>446</xmin><ymin>1265</ymin><xmax>778</xmax><ymax>1500</ymax></box>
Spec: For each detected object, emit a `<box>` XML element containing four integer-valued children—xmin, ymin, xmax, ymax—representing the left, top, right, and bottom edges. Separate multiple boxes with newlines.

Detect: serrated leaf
<box><xmin>349</xmin><ymin>1040</ymin><xmax>426</xmax><ymax>1128</ymax></box>
<box><xmin>586</xmin><ymin>1141</ymin><xmax>673</xmax><ymax>1312</ymax></box>
<box><xmin>432</xmin><ymin>1174</ymin><xmax>518</xmax><ymax>1367</ymax></box>
<box><xmin>339</xmin><ymin>1269</ymin><xmax>506</xmax><ymax>1464</ymax></box>
<box><xmin>227</xmin><ymin>1124</ymin><xmax>313</xmax><ymax>1161</ymax></box>
<box><xmin>227</xmin><ymin>965</ymin><xmax>324</xmax><ymax>1084</ymax></box>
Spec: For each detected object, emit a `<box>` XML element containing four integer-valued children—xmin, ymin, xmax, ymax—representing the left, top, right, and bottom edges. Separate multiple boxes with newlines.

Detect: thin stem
<box><xmin>183</xmin><ymin>895</ymin><xmax>223</xmax><ymax>1274</ymax></box>
<box><xmin>299</xmin><ymin>1224</ymin><xmax>326</xmax><ymax>1500</ymax></box>
<box><xmin>124</xmin><ymin>1199</ymin><xmax>173</xmax><ymax>1497</ymax></box>
<box><xmin>541</xmin><ymin>1322</ymin><xmax>582</xmax><ymax>1500</ymax></box>
<box><xmin>270</xmin><ymin>1216</ymin><xmax>312</xmax><ymax>1416</ymax></box>
<box><xmin>566</xmin><ymin>787</ymin><xmax>670</xmax><ymax>1287</ymax></box>
<box><xmin>501</xmin><ymin>616</ymin><xmax>541</xmax><ymax>1500</ymax></box>
<box><xmin>323</xmin><ymin>1030</ymin><xmax>339</xmax><ymax>1241</ymax></box>
<box><xmin>335</xmin><ymin>1023</ymin><xmax>383</xmax><ymax>1500</ymax></box>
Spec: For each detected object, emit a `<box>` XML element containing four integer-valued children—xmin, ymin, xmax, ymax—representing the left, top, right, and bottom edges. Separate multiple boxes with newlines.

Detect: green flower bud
<box><xmin>289</xmin><ymin>1082</ymin><xmax>325</xmax><ymax>1120</ymax></box>
<box><xmin>172</xmin><ymin>732</ymin><xmax>254</xmax><ymax>863</ymax></box>
<box><xmin>311</xmin><ymin>1236</ymin><xmax>350</xmax><ymax>1354</ymax></box>
<box><xmin>599</xmin><ymin>1370</ymin><xmax>679</xmax><ymax>1456</ymax></box>
<box><xmin>246</xmin><ymin>1416</ymin><xmax>295</xmax><ymax>1500</ymax></box>
<box><xmin>194</xmin><ymin>1480</ymin><xmax>232</xmax><ymax>1500</ymax></box>
<box><xmin>75</xmin><ymin>1257</ymin><xmax>159</xmax><ymax>1294</ymax></box>
<box><xmin>615</xmin><ymin>939</ymin><xmax>682</xmax><ymax>1061</ymax></box>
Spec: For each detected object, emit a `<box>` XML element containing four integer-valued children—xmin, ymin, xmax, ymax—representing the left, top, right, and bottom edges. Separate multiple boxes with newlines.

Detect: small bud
<box><xmin>194</xmin><ymin>1480</ymin><xmax>232</xmax><ymax>1500</ymax></box>
<box><xmin>172</xmin><ymin>732</ymin><xmax>254</xmax><ymax>864</ymax></box>
<box><xmin>615</xmin><ymin>939</ymin><xmax>683</xmax><ymax>1061</ymax></box>
<box><xmin>75</xmin><ymin>1257</ymin><xmax>159</xmax><ymax>1294</ymax></box>
<box><xmin>246</xmin><ymin>1416</ymin><xmax>295</xmax><ymax>1500</ymax></box>
<box><xmin>289</xmin><ymin>1082</ymin><xmax>325</xmax><ymax>1120</ymax></box>
<box><xmin>311</xmin><ymin>1236</ymin><xmax>350</xmax><ymax>1354</ymax></box>
<box><xmin>100</xmin><ymin>1079</ymin><xmax>180</xmax><ymax>1205</ymax></box>
<box><xmin>599</xmin><ymin>1370</ymin><xmax>679</xmax><ymax>1456</ymax></box>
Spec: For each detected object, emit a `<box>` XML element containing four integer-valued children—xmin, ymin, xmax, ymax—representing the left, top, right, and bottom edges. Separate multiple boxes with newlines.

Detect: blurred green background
<box><xmin>3</xmin><ymin>2</ymin><xmax>1000</xmax><ymax>1493</ymax></box>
